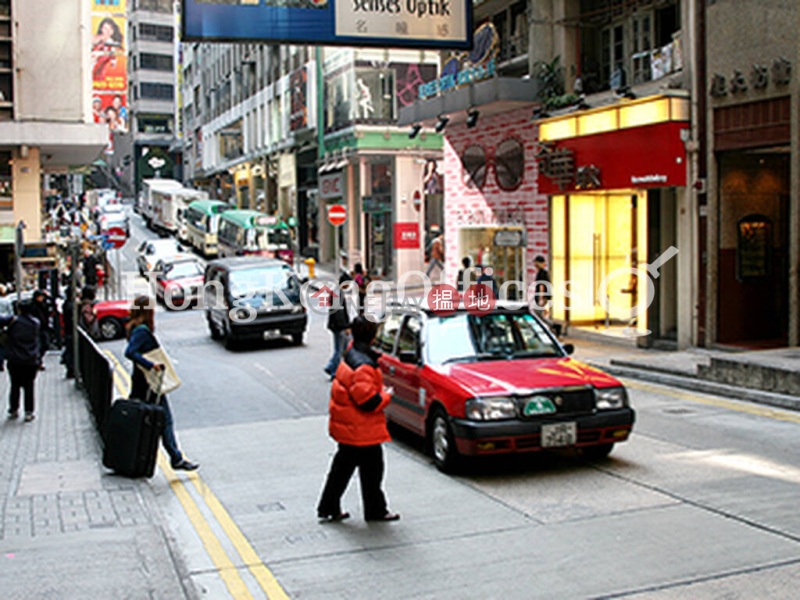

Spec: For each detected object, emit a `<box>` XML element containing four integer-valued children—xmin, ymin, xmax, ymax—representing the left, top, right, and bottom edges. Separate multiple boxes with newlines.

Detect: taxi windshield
<box><xmin>426</xmin><ymin>312</ymin><xmax>561</xmax><ymax>365</ymax></box>
<box><xmin>165</xmin><ymin>261</ymin><xmax>203</xmax><ymax>280</ymax></box>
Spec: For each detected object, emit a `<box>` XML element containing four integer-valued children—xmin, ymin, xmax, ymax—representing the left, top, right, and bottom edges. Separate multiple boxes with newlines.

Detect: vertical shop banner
<box><xmin>175</xmin><ymin>11</ymin><xmax>183</xmax><ymax>139</ymax></box>
<box><xmin>290</xmin><ymin>67</ymin><xmax>308</xmax><ymax>131</ymax></box>
<box><xmin>91</xmin><ymin>0</ymin><xmax>127</xmax><ymax>154</ymax></box>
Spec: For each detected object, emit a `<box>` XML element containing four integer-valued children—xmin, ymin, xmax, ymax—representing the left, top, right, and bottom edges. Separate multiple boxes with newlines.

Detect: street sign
<box><xmin>327</xmin><ymin>204</ymin><xmax>347</xmax><ymax>227</ymax></box>
<box><xmin>104</xmin><ymin>226</ymin><xmax>127</xmax><ymax>249</ymax></box>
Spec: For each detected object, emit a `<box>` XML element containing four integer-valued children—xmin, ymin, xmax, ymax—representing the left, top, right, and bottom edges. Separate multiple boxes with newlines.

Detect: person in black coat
<box><xmin>32</xmin><ymin>290</ymin><xmax>51</xmax><ymax>369</ymax></box>
<box><xmin>1</xmin><ymin>300</ymin><xmax>41</xmax><ymax>421</ymax></box>
<box><xmin>324</xmin><ymin>278</ymin><xmax>351</xmax><ymax>380</ymax></box>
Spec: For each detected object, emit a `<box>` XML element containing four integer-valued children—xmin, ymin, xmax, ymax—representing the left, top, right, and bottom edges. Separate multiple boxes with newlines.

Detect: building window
<box><xmin>139</xmin><ymin>53</ymin><xmax>174</xmax><ymax>72</ymax></box>
<box><xmin>140</xmin><ymin>82</ymin><xmax>174</xmax><ymax>100</ymax></box>
<box><xmin>138</xmin><ymin>23</ymin><xmax>173</xmax><ymax>42</ymax></box>
<box><xmin>137</xmin><ymin>0</ymin><xmax>172</xmax><ymax>13</ymax></box>
<box><xmin>137</xmin><ymin>113</ymin><xmax>173</xmax><ymax>134</ymax></box>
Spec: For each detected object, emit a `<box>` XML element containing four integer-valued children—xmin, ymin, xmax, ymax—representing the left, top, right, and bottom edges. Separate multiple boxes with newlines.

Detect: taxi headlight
<box><xmin>595</xmin><ymin>387</ymin><xmax>628</xmax><ymax>410</ymax></box>
<box><xmin>466</xmin><ymin>397</ymin><xmax>518</xmax><ymax>421</ymax></box>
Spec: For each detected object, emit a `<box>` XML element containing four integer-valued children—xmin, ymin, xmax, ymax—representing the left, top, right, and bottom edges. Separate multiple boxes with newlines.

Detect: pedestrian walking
<box><xmin>124</xmin><ymin>295</ymin><xmax>198</xmax><ymax>471</ymax></box>
<box><xmin>324</xmin><ymin>283</ymin><xmax>351</xmax><ymax>380</ymax></box>
<box><xmin>0</xmin><ymin>284</ymin><xmax>12</xmax><ymax>372</ymax></box>
<box><xmin>31</xmin><ymin>290</ymin><xmax>51</xmax><ymax>370</ymax></box>
<box><xmin>457</xmin><ymin>256</ymin><xmax>474</xmax><ymax>292</ymax></box>
<box><xmin>317</xmin><ymin>316</ymin><xmax>399</xmax><ymax>523</ymax></box>
<box><xmin>1</xmin><ymin>300</ymin><xmax>41</xmax><ymax>422</ymax></box>
<box><xmin>78</xmin><ymin>287</ymin><xmax>100</xmax><ymax>340</ymax></box>
<box><xmin>477</xmin><ymin>264</ymin><xmax>500</xmax><ymax>298</ymax></box>
<box><xmin>61</xmin><ymin>286</ymin><xmax>75</xmax><ymax>379</ymax></box>
<box><xmin>353</xmin><ymin>262</ymin><xmax>369</xmax><ymax>311</ymax></box>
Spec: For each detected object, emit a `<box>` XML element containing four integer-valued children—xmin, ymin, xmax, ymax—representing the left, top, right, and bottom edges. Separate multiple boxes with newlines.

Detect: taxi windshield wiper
<box><xmin>511</xmin><ymin>350</ymin><xmax>558</xmax><ymax>359</ymax></box>
<box><xmin>442</xmin><ymin>353</ymin><xmax>496</xmax><ymax>365</ymax></box>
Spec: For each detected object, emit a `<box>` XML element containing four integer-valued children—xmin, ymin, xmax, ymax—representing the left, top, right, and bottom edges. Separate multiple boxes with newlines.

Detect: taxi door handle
<box><xmin>388</xmin><ymin>366</ymin><xmax>396</xmax><ymax>376</ymax></box>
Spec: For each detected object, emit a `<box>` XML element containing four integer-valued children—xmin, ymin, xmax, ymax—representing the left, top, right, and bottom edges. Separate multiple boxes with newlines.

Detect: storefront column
<box><xmin>705</xmin><ymin>149</ymin><xmax>719</xmax><ymax>348</ymax></box>
<box><xmin>676</xmin><ymin>185</ymin><xmax>695</xmax><ymax>349</ymax></box>
<box><xmin>346</xmin><ymin>161</ymin><xmax>360</xmax><ymax>266</ymax></box>
<box><xmin>12</xmin><ymin>146</ymin><xmax>41</xmax><ymax>242</ymax></box>
<box><xmin>788</xmin><ymin>86</ymin><xmax>800</xmax><ymax>346</ymax></box>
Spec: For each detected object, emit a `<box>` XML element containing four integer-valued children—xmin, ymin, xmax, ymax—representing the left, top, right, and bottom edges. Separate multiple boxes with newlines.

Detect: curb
<box><xmin>588</xmin><ymin>361</ymin><xmax>800</xmax><ymax>413</ymax></box>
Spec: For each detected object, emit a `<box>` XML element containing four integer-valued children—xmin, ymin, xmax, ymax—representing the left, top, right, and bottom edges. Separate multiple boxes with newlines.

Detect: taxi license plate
<box><xmin>263</xmin><ymin>329</ymin><xmax>281</xmax><ymax>340</ymax></box>
<box><xmin>541</xmin><ymin>422</ymin><xmax>577</xmax><ymax>448</ymax></box>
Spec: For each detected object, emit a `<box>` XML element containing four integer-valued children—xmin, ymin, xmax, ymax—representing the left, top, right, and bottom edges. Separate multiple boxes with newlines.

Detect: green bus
<box><xmin>184</xmin><ymin>200</ymin><xmax>233</xmax><ymax>256</ymax></box>
<box><xmin>217</xmin><ymin>210</ymin><xmax>294</xmax><ymax>263</ymax></box>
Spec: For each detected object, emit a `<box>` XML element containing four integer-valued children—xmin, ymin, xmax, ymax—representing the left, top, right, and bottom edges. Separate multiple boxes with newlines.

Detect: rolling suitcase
<box><xmin>103</xmin><ymin>377</ymin><xmax>166</xmax><ymax>478</ymax></box>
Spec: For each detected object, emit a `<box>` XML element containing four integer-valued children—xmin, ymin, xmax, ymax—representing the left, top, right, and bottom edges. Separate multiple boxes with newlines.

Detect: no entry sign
<box><xmin>327</xmin><ymin>204</ymin><xmax>347</xmax><ymax>227</ymax></box>
<box><xmin>104</xmin><ymin>226</ymin><xmax>128</xmax><ymax>249</ymax></box>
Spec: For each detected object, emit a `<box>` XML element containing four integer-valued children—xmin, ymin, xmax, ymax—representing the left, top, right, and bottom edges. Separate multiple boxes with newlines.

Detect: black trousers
<box><xmin>8</xmin><ymin>363</ymin><xmax>37</xmax><ymax>414</ymax></box>
<box><xmin>318</xmin><ymin>443</ymin><xmax>388</xmax><ymax>519</ymax></box>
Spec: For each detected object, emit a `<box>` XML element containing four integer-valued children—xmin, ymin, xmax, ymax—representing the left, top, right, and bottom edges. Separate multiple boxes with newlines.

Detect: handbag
<box><xmin>138</xmin><ymin>346</ymin><xmax>182</xmax><ymax>395</ymax></box>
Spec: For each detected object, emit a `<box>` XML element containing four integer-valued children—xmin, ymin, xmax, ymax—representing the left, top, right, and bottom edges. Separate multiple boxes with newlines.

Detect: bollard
<box><xmin>304</xmin><ymin>257</ymin><xmax>316</xmax><ymax>279</ymax></box>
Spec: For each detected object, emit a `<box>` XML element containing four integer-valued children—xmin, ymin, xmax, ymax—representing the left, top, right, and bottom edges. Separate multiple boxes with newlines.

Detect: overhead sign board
<box><xmin>181</xmin><ymin>0</ymin><xmax>472</xmax><ymax>50</ymax></box>
<box><xmin>320</xmin><ymin>173</ymin><xmax>343</xmax><ymax>200</ymax></box>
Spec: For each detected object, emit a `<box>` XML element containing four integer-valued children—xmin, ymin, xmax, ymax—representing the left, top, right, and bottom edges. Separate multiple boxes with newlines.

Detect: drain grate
<box><xmin>662</xmin><ymin>407</ymin><xmax>694</xmax><ymax>415</ymax></box>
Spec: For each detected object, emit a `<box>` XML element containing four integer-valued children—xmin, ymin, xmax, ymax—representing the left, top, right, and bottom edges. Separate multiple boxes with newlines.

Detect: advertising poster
<box><xmin>290</xmin><ymin>67</ymin><xmax>308</xmax><ymax>131</ymax></box>
<box><xmin>91</xmin><ymin>0</ymin><xmax>127</xmax><ymax>154</ymax></box>
<box><xmin>92</xmin><ymin>14</ymin><xmax>127</xmax><ymax>92</ymax></box>
<box><xmin>182</xmin><ymin>0</ymin><xmax>472</xmax><ymax>50</ymax></box>
<box><xmin>92</xmin><ymin>93</ymin><xmax>128</xmax><ymax>133</ymax></box>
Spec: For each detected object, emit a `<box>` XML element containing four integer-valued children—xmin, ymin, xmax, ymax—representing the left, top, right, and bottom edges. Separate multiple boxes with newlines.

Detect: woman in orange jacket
<box><xmin>317</xmin><ymin>316</ymin><xmax>400</xmax><ymax>522</ymax></box>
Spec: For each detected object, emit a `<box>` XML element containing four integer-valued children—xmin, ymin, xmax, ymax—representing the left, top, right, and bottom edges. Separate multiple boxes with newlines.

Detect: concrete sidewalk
<box><xmin>0</xmin><ymin>354</ymin><xmax>193</xmax><ymax>600</ymax></box>
<box><xmin>570</xmin><ymin>337</ymin><xmax>800</xmax><ymax>412</ymax></box>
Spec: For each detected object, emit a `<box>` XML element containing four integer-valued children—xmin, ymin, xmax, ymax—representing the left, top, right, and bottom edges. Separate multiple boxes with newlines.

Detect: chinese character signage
<box><xmin>182</xmin><ymin>0</ymin><xmax>471</xmax><ymax>49</ymax></box>
<box><xmin>393</xmin><ymin>222</ymin><xmax>420</xmax><ymax>250</ymax></box>
<box><xmin>91</xmin><ymin>0</ymin><xmax>128</xmax><ymax>153</ymax></box>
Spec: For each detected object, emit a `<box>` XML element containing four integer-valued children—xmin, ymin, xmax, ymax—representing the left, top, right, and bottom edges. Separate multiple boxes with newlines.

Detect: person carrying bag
<box><xmin>124</xmin><ymin>295</ymin><xmax>197</xmax><ymax>471</ymax></box>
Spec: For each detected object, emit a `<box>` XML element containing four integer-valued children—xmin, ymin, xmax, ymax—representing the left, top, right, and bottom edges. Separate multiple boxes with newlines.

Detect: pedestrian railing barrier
<box><xmin>77</xmin><ymin>327</ymin><xmax>114</xmax><ymax>439</ymax></box>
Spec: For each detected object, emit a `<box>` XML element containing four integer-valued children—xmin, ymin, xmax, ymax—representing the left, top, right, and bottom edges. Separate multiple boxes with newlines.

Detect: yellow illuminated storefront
<box><xmin>537</xmin><ymin>94</ymin><xmax>688</xmax><ymax>341</ymax></box>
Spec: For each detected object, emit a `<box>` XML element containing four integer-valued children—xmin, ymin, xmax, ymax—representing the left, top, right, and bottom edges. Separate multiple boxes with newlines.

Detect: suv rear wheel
<box><xmin>99</xmin><ymin>317</ymin><xmax>123</xmax><ymax>341</ymax></box>
<box><xmin>207</xmin><ymin>313</ymin><xmax>222</xmax><ymax>340</ymax></box>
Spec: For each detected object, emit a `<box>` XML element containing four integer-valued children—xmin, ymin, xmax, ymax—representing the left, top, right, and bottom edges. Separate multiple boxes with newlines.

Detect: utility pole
<box><xmin>70</xmin><ymin>240</ymin><xmax>81</xmax><ymax>388</ymax></box>
<box><xmin>14</xmin><ymin>221</ymin><xmax>25</xmax><ymax>311</ymax></box>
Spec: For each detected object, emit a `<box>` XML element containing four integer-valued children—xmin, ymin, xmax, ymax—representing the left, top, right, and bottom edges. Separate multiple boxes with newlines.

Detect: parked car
<box><xmin>375</xmin><ymin>302</ymin><xmax>635</xmax><ymax>472</ymax></box>
<box><xmin>153</xmin><ymin>257</ymin><xmax>204</xmax><ymax>309</ymax></box>
<box><xmin>204</xmin><ymin>257</ymin><xmax>307</xmax><ymax>348</ymax></box>
<box><xmin>95</xmin><ymin>300</ymin><xmax>131</xmax><ymax>340</ymax></box>
<box><xmin>136</xmin><ymin>239</ymin><xmax>185</xmax><ymax>276</ymax></box>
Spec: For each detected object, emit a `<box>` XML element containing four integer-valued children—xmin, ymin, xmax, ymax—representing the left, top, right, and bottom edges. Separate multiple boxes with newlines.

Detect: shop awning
<box><xmin>397</xmin><ymin>77</ymin><xmax>542</xmax><ymax>128</ymax></box>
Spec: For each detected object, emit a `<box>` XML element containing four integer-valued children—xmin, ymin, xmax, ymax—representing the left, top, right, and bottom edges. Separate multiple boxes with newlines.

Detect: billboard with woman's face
<box><xmin>91</xmin><ymin>15</ymin><xmax>127</xmax><ymax>92</ymax></box>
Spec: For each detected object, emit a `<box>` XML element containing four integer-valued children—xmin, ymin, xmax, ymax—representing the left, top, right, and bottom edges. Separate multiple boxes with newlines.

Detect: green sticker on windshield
<box><xmin>523</xmin><ymin>396</ymin><xmax>556</xmax><ymax>416</ymax></box>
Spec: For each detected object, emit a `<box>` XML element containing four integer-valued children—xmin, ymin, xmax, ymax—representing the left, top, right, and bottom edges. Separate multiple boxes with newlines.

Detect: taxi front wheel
<box><xmin>429</xmin><ymin>408</ymin><xmax>460</xmax><ymax>473</ymax></box>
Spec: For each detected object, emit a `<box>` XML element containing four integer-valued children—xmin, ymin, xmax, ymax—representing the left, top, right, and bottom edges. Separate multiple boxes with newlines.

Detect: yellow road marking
<box><xmin>625</xmin><ymin>379</ymin><xmax>800</xmax><ymax>425</ymax></box>
<box><xmin>106</xmin><ymin>349</ymin><xmax>289</xmax><ymax>599</ymax></box>
<box><xmin>157</xmin><ymin>453</ymin><xmax>255</xmax><ymax>600</ymax></box>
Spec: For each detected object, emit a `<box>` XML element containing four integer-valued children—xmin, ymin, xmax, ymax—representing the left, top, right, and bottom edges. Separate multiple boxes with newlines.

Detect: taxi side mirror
<box><xmin>563</xmin><ymin>343</ymin><xmax>575</xmax><ymax>356</ymax></box>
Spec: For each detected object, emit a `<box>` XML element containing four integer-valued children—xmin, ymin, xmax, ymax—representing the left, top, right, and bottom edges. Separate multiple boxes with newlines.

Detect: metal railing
<box><xmin>77</xmin><ymin>327</ymin><xmax>114</xmax><ymax>436</ymax></box>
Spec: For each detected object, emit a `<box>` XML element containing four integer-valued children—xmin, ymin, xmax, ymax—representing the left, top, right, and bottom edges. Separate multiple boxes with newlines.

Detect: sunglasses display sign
<box><xmin>182</xmin><ymin>0</ymin><xmax>472</xmax><ymax>50</ymax></box>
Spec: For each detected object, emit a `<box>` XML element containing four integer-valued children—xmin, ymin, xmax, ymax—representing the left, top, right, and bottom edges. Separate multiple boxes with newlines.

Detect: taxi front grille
<box><xmin>518</xmin><ymin>387</ymin><xmax>596</xmax><ymax>418</ymax></box>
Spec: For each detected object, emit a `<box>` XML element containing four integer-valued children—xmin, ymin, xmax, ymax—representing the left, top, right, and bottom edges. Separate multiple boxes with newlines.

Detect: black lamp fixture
<box><xmin>409</xmin><ymin>124</ymin><xmax>422</xmax><ymax>139</ymax></box>
<box><xmin>466</xmin><ymin>109</ymin><xmax>480</xmax><ymax>129</ymax></box>
<box><xmin>435</xmin><ymin>115</ymin><xmax>449</xmax><ymax>133</ymax></box>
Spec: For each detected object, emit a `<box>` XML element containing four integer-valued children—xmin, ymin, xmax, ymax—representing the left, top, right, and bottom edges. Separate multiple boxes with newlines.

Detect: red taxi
<box><xmin>376</xmin><ymin>303</ymin><xmax>634</xmax><ymax>472</ymax></box>
<box><xmin>95</xmin><ymin>300</ymin><xmax>131</xmax><ymax>340</ymax></box>
<box><xmin>153</xmin><ymin>257</ymin><xmax>205</xmax><ymax>309</ymax></box>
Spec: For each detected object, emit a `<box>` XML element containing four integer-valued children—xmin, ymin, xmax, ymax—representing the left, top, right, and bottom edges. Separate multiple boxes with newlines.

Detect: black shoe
<box><xmin>172</xmin><ymin>459</ymin><xmax>199</xmax><ymax>471</ymax></box>
<box><xmin>24</xmin><ymin>413</ymin><xmax>35</xmax><ymax>423</ymax></box>
<box><xmin>7</xmin><ymin>411</ymin><xmax>18</xmax><ymax>420</ymax></box>
<box><xmin>318</xmin><ymin>511</ymin><xmax>350</xmax><ymax>523</ymax></box>
<box><xmin>365</xmin><ymin>512</ymin><xmax>400</xmax><ymax>522</ymax></box>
